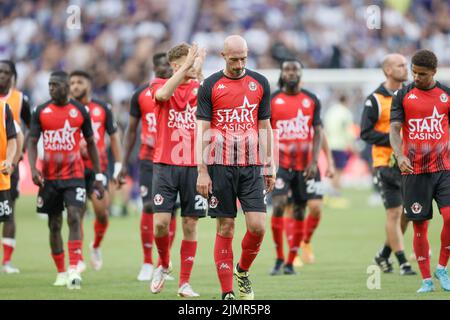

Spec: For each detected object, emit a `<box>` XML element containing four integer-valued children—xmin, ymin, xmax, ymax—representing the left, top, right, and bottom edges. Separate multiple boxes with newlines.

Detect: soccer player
<box><xmin>69</xmin><ymin>70</ymin><xmax>122</xmax><ymax>271</ymax></box>
<box><xmin>28</xmin><ymin>71</ymin><xmax>105</xmax><ymax>289</ymax></box>
<box><xmin>196</xmin><ymin>35</ymin><xmax>275</xmax><ymax>300</ymax></box>
<box><xmin>269</xmin><ymin>59</ymin><xmax>323</xmax><ymax>275</ymax></box>
<box><xmin>390</xmin><ymin>49</ymin><xmax>450</xmax><ymax>293</ymax></box>
<box><xmin>149</xmin><ymin>43</ymin><xmax>206</xmax><ymax>297</ymax></box>
<box><xmin>119</xmin><ymin>53</ymin><xmax>178</xmax><ymax>281</ymax></box>
<box><xmin>361</xmin><ymin>54</ymin><xmax>416</xmax><ymax>276</ymax></box>
<box><xmin>0</xmin><ymin>60</ymin><xmax>31</xmax><ymax>273</ymax></box>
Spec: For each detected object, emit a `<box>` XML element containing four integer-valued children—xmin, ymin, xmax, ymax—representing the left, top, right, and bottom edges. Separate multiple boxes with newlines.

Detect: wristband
<box><xmin>113</xmin><ymin>162</ymin><xmax>123</xmax><ymax>179</ymax></box>
<box><xmin>95</xmin><ymin>173</ymin><xmax>106</xmax><ymax>183</ymax></box>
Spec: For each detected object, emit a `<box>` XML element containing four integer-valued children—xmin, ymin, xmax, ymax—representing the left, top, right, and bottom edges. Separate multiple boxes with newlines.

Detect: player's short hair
<box><xmin>278</xmin><ymin>59</ymin><xmax>303</xmax><ymax>89</ymax></box>
<box><xmin>167</xmin><ymin>43</ymin><xmax>190</xmax><ymax>62</ymax></box>
<box><xmin>411</xmin><ymin>49</ymin><xmax>438</xmax><ymax>70</ymax></box>
<box><xmin>0</xmin><ymin>60</ymin><xmax>17</xmax><ymax>81</ymax></box>
<box><xmin>153</xmin><ymin>52</ymin><xmax>167</xmax><ymax>66</ymax></box>
<box><xmin>69</xmin><ymin>70</ymin><xmax>92</xmax><ymax>81</ymax></box>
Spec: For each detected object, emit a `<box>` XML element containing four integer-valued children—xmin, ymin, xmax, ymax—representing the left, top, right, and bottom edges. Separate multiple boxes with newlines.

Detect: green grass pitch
<box><xmin>0</xmin><ymin>189</ymin><xmax>448</xmax><ymax>300</ymax></box>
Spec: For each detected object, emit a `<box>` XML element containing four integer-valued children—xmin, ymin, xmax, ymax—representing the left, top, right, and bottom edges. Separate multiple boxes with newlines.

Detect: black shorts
<box><xmin>10</xmin><ymin>166</ymin><xmax>19</xmax><ymax>201</ymax></box>
<box><xmin>207</xmin><ymin>165</ymin><xmax>266</xmax><ymax>218</ymax></box>
<box><xmin>402</xmin><ymin>171</ymin><xmax>450</xmax><ymax>221</ymax></box>
<box><xmin>374</xmin><ymin>166</ymin><xmax>402</xmax><ymax>209</ymax></box>
<box><xmin>139</xmin><ymin>160</ymin><xmax>154</xmax><ymax>204</ymax></box>
<box><xmin>0</xmin><ymin>190</ymin><xmax>12</xmax><ymax>222</ymax></box>
<box><xmin>272</xmin><ymin>167</ymin><xmax>323</xmax><ymax>205</ymax></box>
<box><xmin>152</xmin><ymin>164</ymin><xmax>206</xmax><ymax>218</ymax></box>
<box><xmin>84</xmin><ymin>168</ymin><xmax>109</xmax><ymax>196</ymax></box>
<box><xmin>37</xmin><ymin>179</ymin><xmax>87</xmax><ymax>214</ymax></box>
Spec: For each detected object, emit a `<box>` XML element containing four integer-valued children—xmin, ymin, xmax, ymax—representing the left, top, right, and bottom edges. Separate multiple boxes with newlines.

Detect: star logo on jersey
<box><xmin>274</xmin><ymin>97</ymin><xmax>285</xmax><ymax>104</ymax></box>
<box><xmin>217</xmin><ymin>96</ymin><xmax>258</xmax><ymax>131</ymax></box>
<box><xmin>440</xmin><ymin>93</ymin><xmax>448</xmax><ymax>103</ymax></box>
<box><xmin>43</xmin><ymin>120</ymin><xmax>78</xmax><ymax>151</ymax></box>
<box><xmin>168</xmin><ymin>102</ymin><xmax>197</xmax><ymax>130</ymax></box>
<box><xmin>275</xmin><ymin>109</ymin><xmax>311</xmax><ymax>140</ymax></box>
<box><xmin>217</xmin><ymin>84</ymin><xmax>226</xmax><ymax>90</ymax></box>
<box><xmin>408</xmin><ymin>106</ymin><xmax>445</xmax><ymax>140</ymax></box>
<box><xmin>407</xmin><ymin>93</ymin><xmax>418</xmax><ymax>100</ymax></box>
<box><xmin>411</xmin><ymin>202</ymin><xmax>422</xmax><ymax>214</ymax></box>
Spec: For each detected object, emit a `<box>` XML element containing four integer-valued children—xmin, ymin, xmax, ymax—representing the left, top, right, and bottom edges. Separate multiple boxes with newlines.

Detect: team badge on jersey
<box><xmin>69</xmin><ymin>108</ymin><xmax>78</xmax><ymax>118</ymax></box>
<box><xmin>209</xmin><ymin>196</ymin><xmax>219</xmax><ymax>209</ymax></box>
<box><xmin>192</xmin><ymin>88</ymin><xmax>198</xmax><ymax>96</ymax></box>
<box><xmin>154</xmin><ymin>194</ymin><xmax>164</xmax><ymax>206</ymax></box>
<box><xmin>440</xmin><ymin>93</ymin><xmax>448</xmax><ymax>103</ymax></box>
<box><xmin>140</xmin><ymin>186</ymin><xmax>148</xmax><ymax>197</ymax></box>
<box><xmin>93</xmin><ymin>107</ymin><xmax>101</xmax><ymax>116</ymax></box>
<box><xmin>302</xmin><ymin>99</ymin><xmax>311</xmax><ymax>108</ymax></box>
<box><xmin>411</xmin><ymin>202</ymin><xmax>422</xmax><ymax>214</ymax></box>
<box><xmin>248</xmin><ymin>81</ymin><xmax>257</xmax><ymax>91</ymax></box>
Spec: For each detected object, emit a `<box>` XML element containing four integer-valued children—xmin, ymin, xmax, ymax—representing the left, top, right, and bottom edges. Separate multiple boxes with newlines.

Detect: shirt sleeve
<box><xmin>360</xmin><ymin>95</ymin><xmax>390</xmax><ymax>146</ymax></box>
<box><xmin>196</xmin><ymin>79</ymin><xmax>213</xmax><ymax>121</ymax></box>
<box><xmin>5</xmin><ymin>104</ymin><xmax>17</xmax><ymax>140</ymax></box>
<box><xmin>20</xmin><ymin>94</ymin><xmax>32</xmax><ymax>128</ymax></box>
<box><xmin>390</xmin><ymin>89</ymin><xmax>405</xmax><ymax>123</ymax></box>
<box><xmin>257</xmin><ymin>76</ymin><xmax>271</xmax><ymax>120</ymax></box>
<box><xmin>311</xmin><ymin>95</ymin><xmax>323</xmax><ymax>127</ymax></box>
<box><xmin>104</xmin><ymin>103</ymin><xmax>118</xmax><ymax>135</ymax></box>
<box><xmin>129</xmin><ymin>89</ymin><xmax>141</xmax><ymax>118</ymax></box>
<box><xmin>29</xmin><ymin>105</ymin><xmax>42</xmax><ymax>138</ymax></box>
<box><xmin>80</xmin><ymin>106</ymin><xmax>94</xmax><ymax>139</ymax></box>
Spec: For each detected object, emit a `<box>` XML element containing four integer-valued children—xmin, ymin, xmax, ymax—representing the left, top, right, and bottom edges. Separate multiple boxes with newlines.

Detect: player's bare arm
<box><xmin>12</xmin><ymin>129</ymin><xmax>23</xmax><ymax>168</ymax></box>
<box><xmin>1</xmin><ymin>135</ymin><xmax>16</xmax><ymax>175</ymax></box>
<box><xmin>304</xmin><ymin>125</ymin><xmax>323</xmax><ymax>180</ymax></box>
<box><xmin>196</xmin><ymin>119</ymin><xmax>212</xmax><ymax>199</ymax></box>
<box><xmin>321</xmin><ymin>131</ymin><xmax>335</xmax><ymax>178</ymax></box>
<box><xmin>258</xmin><ymin>119</ymin><xmax>275</xmax><ymax>193</ymax></box>
<box><xmin>118</xmin><ymin>116</ymin><xmax>139</xmax><ymax>187</ymax></box>
<box><xmin>155</xmin><ymin>43</ymin><xmax>199</xmax><ymax>102</ymax></box>
<box><xmin>110</xmin><ymin>131</ymin><xmax>122</xmax><ymax>184</ymax></box>
<box><xmin>85</xmin><ymin>135</ymin><xmax>105</xmax><ymax>199</ymax></box>
<box><xmin>27</xmin><ymin>136</ymin><xmax>43</xmax><ymax>187</ymax></box>
<box><xmin>390</xmin><ymin>121</ymin><xmax>413</xmax><ymax>174</ymax></box>
<box><xmin>193</xmin><ymin>47</ymin><xmax>206</xmax><ymax>82</ymax></box>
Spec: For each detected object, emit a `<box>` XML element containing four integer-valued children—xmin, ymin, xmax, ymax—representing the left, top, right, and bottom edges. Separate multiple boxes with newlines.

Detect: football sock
<box><xmin>287</xmin><ymin>220</ymin><xmax>304</xmax><ymax>265</ymax></box>
<box><xmin>179</xmin><ymin>240</ymin><xmax>197</xmax><ymax>287</ymax></box>
<box><xmin>68</xmin><ymin>240</ymin><xmax>82</xmax><ymax>269</ymax></box>
<box><xmin>303</xmin><ymin>214</ymin><xmax>320</xmax><ymax>243</ymax></box>
<box><xmin>93</xmin><ymin>219</ymin><xmax>109</xmax><ymax>249</ymax></box>
<box><xmin>2</xmin><ymin>238</ymin><xmax>15</xmax><ymax>264</ymax></box>
<box><xmin>214</xmin><ymin>233</ymin><xmax>234</xmax><ymax>294</ymax></box>
<box><xmin>140</xmin><ymin>213</ymin><xmax>153</xmax><ymax>264</ymax></box>
<box><xmin>395</xmin><ymin>250</ymin><xmax>408</xmax><ymax>266</ymax></box>
<box><xmin>271</xmin><ymin>216</ymin><xmax>284</xmax><ymax>260</ymax></box>
<box><xmin>284</xmin><ymin>216</ymin><xmax>295</xmax><ymax>247</ymax></box>
<box><xmin>154</xmin><ymin>234</ymin><xmax>170</xmax><ymax>269</ymax></box>
<box><xmin>413</xmin><ymin>220</ymin><xmax>431</xmax><ymax>279</ymax></box>
<box><xmin>51</xmin><ymin>251</ymin><xmax>66</xmax><ymax>273</ymax></box>
<box><xmin>379</xmin><ymin>244</ymin><xmax>392</xmax><ymax>259</ymax></box>
<box><xmin>239</xmin><ymin>230</ymin><xmax>264</xmax><ymax>271</ymax></box>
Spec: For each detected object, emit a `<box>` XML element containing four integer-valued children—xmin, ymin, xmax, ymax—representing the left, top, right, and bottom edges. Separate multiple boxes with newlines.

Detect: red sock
<box><xmin>214</xmin><ymin>234</ymin><xmax>234</xmax><ymax>294</ymax></box>
<box><xmin>79</xmin><ymin>223</ymin><xmax>85</xmax><ymax>261</ymax></box>
<box><xmin>93</xmin><ymin>219</ymin><xmax>109</xmax><ymax>249</ymax></box>
<box><xmin>303</xmin><ymin>214</ymin><xmax>321</xmax><ymax>243</ymax></box>
<box><xmin>140</xmin><ymin>213</ymin><xmax>153</xmax><ymax>264</ymax></box>
<box><xmin>154</xmin><ymin>234</ymin><xmax>170</xmax><ymax>269</ymax></box>
<box><xmin>51</xmin><ymin>252</ymin><xmax>66</xmax><ymax>273</ymax></box>
<box><xmin>413</xmin><ymin>220</ymin><xmax>431</xmax><ymax>279</ymax></box>
<box><xmin>68</xmin><ymin>240</ymin><xmax>82</xmax><ymax>269</ymax></box>
<box><xmin>2</xmin><ymin>238</ymin><xmax>15</xmax><ymax>264</ymax></box>
<box><xmin>439</xmin><ymin>207</ymin><xmax>450</xmax><ymax>267</ymax></box>
<box><xmin>271</xmin><ymin>216</ymin><xmax>284</xmax><ymax>260</ymax></box>
<box><xmin>284</xmin><ymin>216</ymin><xmax>295</xmax><ymax>247</ymax></box>
<box><xmin>287</xmin><ymin>220</ymin><xmax>304</xmax><ymax>265</ymax></box>
<box><xmin>179</xmin><ymin>240</ymin><xmax>197</xmax><ymax>287</ymax></box>
<box><xmin>169</xmin><ymin>216</ymin><xmax>177</xmax><ymax>249</ymax></box>
<box><xmin>239</xmin><ymin>230</ymin><xmax>264</xmax><ymax>271</ymax></box>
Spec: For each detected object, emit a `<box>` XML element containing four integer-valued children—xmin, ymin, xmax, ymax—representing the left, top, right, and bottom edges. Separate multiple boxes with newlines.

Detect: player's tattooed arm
<box><xmin>196</xmin><ymin>119</ymin><xmax>212</xmax><ymax>199</ymax></box>
<box><xmin>118</xmin><ymin>115</ymin><xmax>139</xmax><ymax>187</ymax></box>
<box><xmin>390</xmin><ymin>122</ymin><xmax>412</xmax><ymax>174</ymax></box>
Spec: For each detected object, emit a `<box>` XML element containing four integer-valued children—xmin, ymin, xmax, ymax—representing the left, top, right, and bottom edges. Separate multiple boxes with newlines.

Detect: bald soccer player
<box><xmin>360</xmin><ymin>54</ymin><xmax>416</xmax><ymax>276</ymax></box>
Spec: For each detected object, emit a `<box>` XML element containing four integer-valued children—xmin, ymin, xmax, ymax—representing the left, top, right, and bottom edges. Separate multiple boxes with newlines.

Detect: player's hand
<box><xmin>115</xmin><ymin>165</ymin><xmax>128</xmax><ymax>189</ymax></box>
<box><xmin>396</xmin><ymin>154</ymin><xmax>413</xmax><ymax>174</ymax></box>
<box><xmin>196</xmin><ymin>170</ymin><xmax>212</xmax><ymax>199</ymax></box>
<box><xmin>304</xmin><ymin>162</ymin><xmax>318</xmax><ymax>180</ymax></box>
<box><xmin>93</xmin><ymin>180</ymin><xmax>105</xmax><ymax>200</ymax></box>
<box><xmin>264</xmin><ymin>174</ymin><xmax>276</xmax><ymax>193</ymax></box>
<box><xmin>112</xmin><ymin>162</ymin><xmax>124</xmax><ymax>186</ymax></box>
<box><xmin>325</xmin><ymin>161</ymin><xmax>336</xmax><ymax>178</ymax></box>
<box><xmin>193</xmin><ymin>47</ymin><xmax>206</xmax><ymax>75</ymax></box>
<box><xmin>0</xmin><ymin>160</ymin><xmax>13</xmax><ymax>175</ymax></box>
<box><xmin>31</xmin><ymin>168</ymin><xmax>44</xmax><ymax>187</ymax></box>
<box><xmin>183</xmin><ymin>43</ymin><xmax>199</xmax><ymax>71</ymax></box>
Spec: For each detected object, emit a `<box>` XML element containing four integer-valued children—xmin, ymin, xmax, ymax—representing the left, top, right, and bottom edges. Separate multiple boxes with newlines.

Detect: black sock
<box><xmin>395</xmin><ymin>251</ymin><xmax>408</xmax><ymax>266</ymax></box>
<box><xmin>379</xmin><ymin>245</ymin><xmax>392</xmax><ymax>259</ymax></box>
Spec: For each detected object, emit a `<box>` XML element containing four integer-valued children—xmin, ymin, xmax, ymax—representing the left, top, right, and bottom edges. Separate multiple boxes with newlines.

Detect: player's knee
<box><xmin>293</xmin><ymin>204</ymin><xmax>306</xmax><ymax>220</ymax></box>
<box><xmin>48</xmin><ymin>218</ymin><xmax>62</xmax><ymax>233</ymax></box>
<box><xmin>154</xmin><ymin>219</ymin><xmax>170</xmax><ymax>233</ymax></box>
<box><xmin>143</xmin><ymin>202</ymin><xmax>154</xmax><ymax>214</ymax></box>
<box><xmin>218</xmin><ymin>221</ymin><xmax>235</xmax><ymax>237</ymax></box>
<box><xmin>67</xmin><ymin>211</ymin><xmax>81</xmax><ymax>228</ymax></box>
<box><xmin>96</xmin><ymin>213</ymin><xmax>108</xmax><ymax>225</ymax></box>
<box><xmin>247</xmin><ymin>223</ymin><xmax>265</xmax><ymax>236</ymax></box>
<box><xmin>272</xmin><ymin>198</ymin><xmax>287</xmax><ymax>217</ymax></box>
<box><xmin>182</xmin><ymin>217</ymin><xmax>198</xmax><ymax>236</ymax></box>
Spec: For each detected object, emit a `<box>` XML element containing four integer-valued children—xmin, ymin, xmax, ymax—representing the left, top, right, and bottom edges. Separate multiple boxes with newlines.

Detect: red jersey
<box><xmin>150</xmin><ymin>78</ymin><xmax>199</xmax><ymax>166</ymax></box>
<box><xmin>197</xmin><ymin>69</ymin><xmax>271</xmax><ymax>166</ymax></box>
<box><xmin>130</xmin><ymin>83</ymin><xmax>157</xmax><ymax>161</ymax></box>
<box><xmin>81</xmin><ymin>99</ymin><xmax>117</xmax><ymax>171</ymax></box>
<box><xmin>271</xmin><ymin>89</ymin><xmax>322</xmax><ymax>170</ymax></box>
<box><xmin>390</xmin><ymin>81</ymin><xmax>450</xmax><ymax>174</ymax></box>
<box><xmin>30</xmin><ymin>99</ymin><xmax>93</xmax><ymax>180</ymax></box>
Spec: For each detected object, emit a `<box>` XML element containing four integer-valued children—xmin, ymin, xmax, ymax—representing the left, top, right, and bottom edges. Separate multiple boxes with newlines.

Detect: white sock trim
<box><xmin>437</xmin><ymin>264</ymin><xmax>446</xmax><ymax>270</ymax></box>
<box><xmin>423</xmin><ymin>277</ymin><xmax>432</xmax><ymax>281</ymax></box>
<box><xmin>2</xmin><ymin>238</ymin><xmax>16</xmax><ymax>248</ymax></box>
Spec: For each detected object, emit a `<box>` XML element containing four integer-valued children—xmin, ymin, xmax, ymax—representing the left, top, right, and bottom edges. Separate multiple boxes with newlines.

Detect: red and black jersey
<box><xmin>81</xmin><ymin>99</ymin><xmax>118</xmax><ymax>171</ymax></box>
<box><xmin>197</xmin><ymin>69</ymin><xmax>271</xmax><ymax>166</ymax></box>
<box><xmin>271</xmin><ymin>89</ymin><xmax>322</xmax><ymax>171</ymax></box>
<box><xmin>390</xmin><ymin>81</ymin><xmax>450</xmax><ymax>174</ymax></box>
<box><xmin>30</xmin><ymin>99</ymin><xmax>94</xmax><ymax>180</ymax></box>
<box><xmin>130</xmin><ymin>83</ymin><xmax>157</xmax><ymax>161</ymax></box>
<box><xmin>150</xmin><ymin>78</ymin><xmax>199</xmax><ymax>166</ymax></box>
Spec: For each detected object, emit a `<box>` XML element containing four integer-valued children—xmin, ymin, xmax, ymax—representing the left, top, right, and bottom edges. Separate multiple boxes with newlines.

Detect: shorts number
<box><xmin>0</xmin><ymin>200</ymin><xmax>11</xmax><ymax>217</ymax></box>
<box><xmin>76</xmin><ymin>188</ymin><xmax>86</xmax><ymax>202</ymax></box>
<box><xmin>306</xmin><ymin>180</ymin><xmax>324</xmax><ymax>195</ymax></box>
<box><xmin>194</xmin><ymin>195</ymin><xmax>207</xmax><ymax>210</ymax></box>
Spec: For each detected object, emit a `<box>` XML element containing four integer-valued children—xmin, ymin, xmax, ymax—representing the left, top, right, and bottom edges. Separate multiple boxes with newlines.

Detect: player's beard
<box><xmin>285</xmin><ymin>79</ymin><xmax>299</xmax><ymax>91</ymax></box>
<box><xmin>74</xmin><ymin>89</ymin><xmax>87</xmax><ymax>102</ymax></box>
